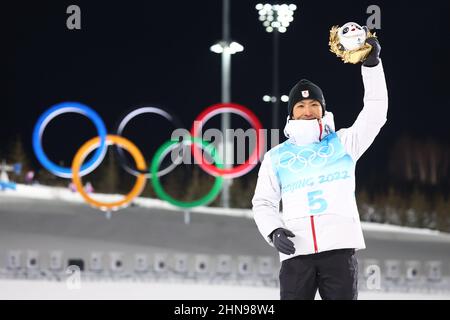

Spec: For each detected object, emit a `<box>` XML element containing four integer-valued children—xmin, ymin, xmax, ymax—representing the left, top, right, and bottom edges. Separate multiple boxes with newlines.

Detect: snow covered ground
<box><xmin>1</xmin><ymin>184</ymin><xmax>450</xmax><ymax>300</ymax></box>
<box><xmin>0</xmin><ymin>279</ymin><xmax>449</xmax><ymax>300</ymax></box>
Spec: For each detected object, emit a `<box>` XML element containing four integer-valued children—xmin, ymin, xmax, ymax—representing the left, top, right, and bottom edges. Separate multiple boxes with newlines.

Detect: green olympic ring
<box><xmin>150</xmin><ymin>137</ymin><xmax>224</xmax><ymax>208</ymax></box>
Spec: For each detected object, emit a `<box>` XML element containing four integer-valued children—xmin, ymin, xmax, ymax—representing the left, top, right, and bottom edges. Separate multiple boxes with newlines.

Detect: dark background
<box><xmin>2</xmin><ymin>0</ymin><xmax>450</xmax><ymax>193</ymax></box>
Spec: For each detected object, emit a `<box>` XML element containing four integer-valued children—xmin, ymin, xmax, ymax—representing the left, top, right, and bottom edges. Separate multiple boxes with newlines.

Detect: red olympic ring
<box><xmin>190</xmin><ymin>103</ymin><xmax>265</xmax><ymax>178</ymax></box>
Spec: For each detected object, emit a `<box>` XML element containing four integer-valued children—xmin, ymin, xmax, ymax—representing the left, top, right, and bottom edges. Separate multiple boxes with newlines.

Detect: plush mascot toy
<box><xmin>329</xmin><ymin>22</ymin><xmax>377</xmax><ymax>64</ymax></box>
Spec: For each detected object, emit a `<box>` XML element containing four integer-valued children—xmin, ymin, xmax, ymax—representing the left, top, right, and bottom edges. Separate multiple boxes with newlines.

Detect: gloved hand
<box><xmin>271</xmin><ymin>228</ymin><xmax>296</xmax><ymax>255</ymax></box>
<box><xmin>363</xmin><ymin>37</ymin><xmax>381</xmax><ymax>67</ymax></box>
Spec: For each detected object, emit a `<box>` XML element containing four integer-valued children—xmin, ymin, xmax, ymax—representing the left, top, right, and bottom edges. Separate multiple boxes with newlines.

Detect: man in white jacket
<box><xmin>252</xmin><ymin>37</ymin><xmax>388</xmax><ymax>300</ymax></box>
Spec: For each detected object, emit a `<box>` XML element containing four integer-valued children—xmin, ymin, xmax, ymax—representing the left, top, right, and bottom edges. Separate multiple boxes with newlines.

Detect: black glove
<box><xmin>363</xmin><ymin>37</ymin><xmax>381</xmax><ymax>67</ymax></box>
<box><xmin>271</xmin><ymin>228</ymin><xmax>296</xmax><ymax>255</ymax></box>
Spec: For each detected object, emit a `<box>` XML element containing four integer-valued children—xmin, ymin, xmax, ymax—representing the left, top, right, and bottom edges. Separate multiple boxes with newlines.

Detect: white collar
<box><xmin>283</xmin><ymin>111</ymin><xmax>335</xmax><ymax>146</ymax></box>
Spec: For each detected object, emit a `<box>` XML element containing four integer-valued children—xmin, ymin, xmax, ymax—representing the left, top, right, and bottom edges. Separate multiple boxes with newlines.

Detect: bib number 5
<box><xmin>308</xmin><ymin>190</ymin><xmax>328</xmax><ymax>214</ymax></box>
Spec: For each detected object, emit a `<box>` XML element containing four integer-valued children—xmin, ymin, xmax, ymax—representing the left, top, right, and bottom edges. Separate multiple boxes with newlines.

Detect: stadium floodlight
<box><xmin>262</xmin><ymin>94</ymin><xmax>289</xmax><ymax>104</ymax></box>
<box><xmin>256</xmin><ymin>3</ymin><xmax>296</xmax><ymax>33</ymax></box>
<box><xmin>210</xmin><ymin>41</ymin><xmax>244</xmax><ymax>55</ymax></box>
<box><xmin>228</xmin><ymin>41</ymin><xmax>244</xmax><ymax>53</ymax></box>
<box><xmin>210</xmin><ymin>43</ymin><xmax>224</xmax><ymax>54</ymax></box>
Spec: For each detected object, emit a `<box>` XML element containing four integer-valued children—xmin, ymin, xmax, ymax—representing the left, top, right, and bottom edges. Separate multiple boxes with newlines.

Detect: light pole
<box><xmin>256</xmin><ymin>3</ymin><xmax>297</xmax><ymax>130</ymax></box>
<box><xmin>210</xmin><ymin>0</ymin><xmax>244</xmax><ymax>208</ymax></box>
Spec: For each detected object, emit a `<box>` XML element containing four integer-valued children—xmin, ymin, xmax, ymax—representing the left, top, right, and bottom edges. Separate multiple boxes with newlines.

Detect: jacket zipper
<box><xmin>318</xmin><ymin>120</ymin><xmax>323</xmax><ymax>141</ymax></box>
<box><xmin>310</xmin><ymin>215</ymin><xmax>318</xmax><ymax>253</ymax></box>
<box><xmin>310</xmin><ymin>120</ymin><xmax>322</xmax><ymax>254</ymax></box>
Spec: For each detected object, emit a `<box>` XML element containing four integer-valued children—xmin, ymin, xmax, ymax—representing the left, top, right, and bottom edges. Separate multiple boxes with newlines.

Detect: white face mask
<box><xmin>283</xmin><ymin>111</ymin><xmax>335</xmax><ymax>146</ymax></box>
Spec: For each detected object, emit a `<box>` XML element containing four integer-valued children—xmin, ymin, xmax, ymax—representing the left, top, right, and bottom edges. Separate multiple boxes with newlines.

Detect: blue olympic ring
<box><xmin>32</xmin><ymin>102</ymin><xmax>108</xmax><ymax>178</ymax></box>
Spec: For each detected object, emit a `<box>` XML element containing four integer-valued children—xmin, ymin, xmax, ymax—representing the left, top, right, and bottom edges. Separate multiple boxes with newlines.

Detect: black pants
<box><xmin>279</xmin><ymin>248</ymin><xmax>358</xmax><ymax>300</ymax></box>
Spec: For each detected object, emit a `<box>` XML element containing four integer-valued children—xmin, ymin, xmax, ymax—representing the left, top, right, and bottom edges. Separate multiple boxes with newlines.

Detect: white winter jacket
<box><xmin>252</xmin><ymin>61</ymin><xmax>388</xmax><ymax>262</ymax></box>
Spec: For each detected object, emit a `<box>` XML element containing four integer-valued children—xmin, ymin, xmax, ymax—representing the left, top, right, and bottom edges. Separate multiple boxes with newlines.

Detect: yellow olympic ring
<box><xmin>71</xmin><ymin>135</ymin><xmax>147</xmax><ymax>212</ymax></box>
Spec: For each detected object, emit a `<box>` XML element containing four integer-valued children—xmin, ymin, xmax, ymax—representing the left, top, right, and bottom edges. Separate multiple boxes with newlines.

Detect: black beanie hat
<box><xmin>287</xmin><ymin>79</ymin><xmax>326</xmax><ymax>118</ymax></box>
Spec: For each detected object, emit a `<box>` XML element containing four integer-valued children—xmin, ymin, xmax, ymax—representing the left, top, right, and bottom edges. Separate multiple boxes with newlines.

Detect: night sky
<box><xmin>2</xmin><ymin>0</ymin><xmax>450</xmax><ymax>188</ymax></box>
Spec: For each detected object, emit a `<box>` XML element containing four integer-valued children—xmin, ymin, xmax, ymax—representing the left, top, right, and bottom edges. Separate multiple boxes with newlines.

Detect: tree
<box><xmin>34</xmin><ymin>168</ymin><xmax>67</xmax><ymax>187</ymax></box>
<box><xmin>230</xmin><ymin>174</ymin><xmax>257</xmax><ymax>209</ymax></box>
<box><xmin>151</xmin><ymin>165</ymin><xmax>186</xmax><ymax>202</ymax></box>
<box><xmin>385</xmin><ymin>187</ymin><xmax>406</xmax><ymax>225</ymax></box>
<box><xmin>6</xmin><ymin>135</ymin><xmax>31</xmax><ymax>183</ymax></box>
<box><xmin>389</xmin><ymin>135</ymin><xmax>414</xmax><ymax>182</ymax></box>
<box><xmin>183</xmin><ymin>166</ymin><xmax>219</xmax><ymax>205</ymax></box>
<box><xmin>370</xmin><ymin>192</ymin><xmax>387</xmax><ymax>223</ymax></box>
<box><xmin>357</xmin><ymin>189</ymin><xmax>372</xmax><ymax>221</ymax></box>
<box><xmin>434</xmin><ymin>194</ymin><xmax>450</xmax><ymax>232</ymax></box>
<box><xmin>389</xmin><ymin>135</ymin><xmax>450</xmax><ymax>186</ymax></box>
<box><xmin>96</xmin><ymin>149</ymin><xmax>120</xmax><ymax>194</ymax></box>
<box><xmin>406</xmin><ymin>188</ymin><xmax>429</xmax><ymax>228</ymax></box>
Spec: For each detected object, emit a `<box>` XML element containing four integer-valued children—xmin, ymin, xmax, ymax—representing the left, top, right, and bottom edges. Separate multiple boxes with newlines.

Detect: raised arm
<box><xmin>337</xmin><ymin>53</ymin><xmax>388</xmax><ymax>161</ymax></box>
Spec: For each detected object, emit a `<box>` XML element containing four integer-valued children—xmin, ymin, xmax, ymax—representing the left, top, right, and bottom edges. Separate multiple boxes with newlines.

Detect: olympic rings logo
<box><xmin>278</xmin><ymin>144</ymin><xmax>335</xmax><ymax>173</ymax></box>
<box><xmin>32</xmin><ymin>102</ymin><xmax>264</xmax><ymax>212</ymax></box>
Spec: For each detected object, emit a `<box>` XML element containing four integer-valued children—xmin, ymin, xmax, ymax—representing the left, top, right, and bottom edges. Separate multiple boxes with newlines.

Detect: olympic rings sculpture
<box><xmin>32</xmin><ymin>101</ymin><xmax>265</xmax><ymax>212</ymax></box>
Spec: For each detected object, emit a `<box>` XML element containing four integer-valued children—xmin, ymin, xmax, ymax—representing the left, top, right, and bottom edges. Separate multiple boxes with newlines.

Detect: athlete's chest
<box><xmin>271</xmin><ymin>133</ymin><xmax>355</xmax><ymax>186</ymax></box>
